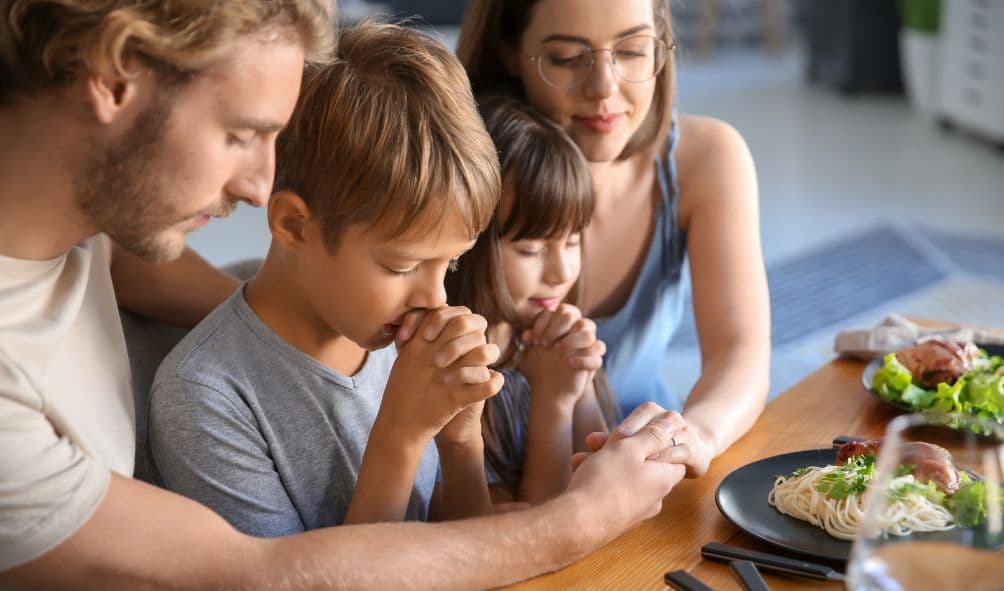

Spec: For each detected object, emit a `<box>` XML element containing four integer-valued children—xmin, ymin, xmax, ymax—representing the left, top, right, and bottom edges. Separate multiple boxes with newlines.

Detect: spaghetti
<box><xmin>768</xmin><ymin>462</ymin><xmax>955</xmax><ymax>541</ymax></box>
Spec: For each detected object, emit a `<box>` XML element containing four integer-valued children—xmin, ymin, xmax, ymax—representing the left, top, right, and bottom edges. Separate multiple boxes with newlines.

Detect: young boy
<box><xmin>144</xmin><ymin>21</ymin><xmax>503</xmax><ymax>535</ymax></box>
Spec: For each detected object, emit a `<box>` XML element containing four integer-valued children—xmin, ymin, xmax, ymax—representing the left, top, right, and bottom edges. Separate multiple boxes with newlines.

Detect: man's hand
<box><xmin>380</xmin><ymin>307</ymin><xmax>503</xmax><ymax>444</ymax></box>
<box><xmin>565</xmin><ymin>403</ymin><xmax>689</xmax><ymax>530</ymax></box>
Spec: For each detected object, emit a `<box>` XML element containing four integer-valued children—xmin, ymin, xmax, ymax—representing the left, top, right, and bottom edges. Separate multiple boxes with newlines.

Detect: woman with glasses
<box><xmin>458</xmin><ymin>0</ymin><xmax>770</xmax><ymax>478</ymax></box>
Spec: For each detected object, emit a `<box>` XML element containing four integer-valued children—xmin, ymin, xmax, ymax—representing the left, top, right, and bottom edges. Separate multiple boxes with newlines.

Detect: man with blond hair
<box><xmin>0</xmin><ymin>2</ymin><xmax>689</xmax><ymax>589</ymax></box>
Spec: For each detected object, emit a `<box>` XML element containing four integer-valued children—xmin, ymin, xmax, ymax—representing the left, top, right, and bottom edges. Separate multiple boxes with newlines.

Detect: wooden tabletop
<box><xmin>506</xmin><ymin>357</ymin><xmax>903</xmax><ymax>590</ymax></box>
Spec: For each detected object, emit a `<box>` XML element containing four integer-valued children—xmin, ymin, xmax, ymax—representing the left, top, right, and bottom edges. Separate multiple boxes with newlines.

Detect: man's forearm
<box><xmin>259</xmin><ymin>489</ymin><xmax>597</xmax><ymax>590</ymax></box>
<box><xmin>111</xmin><ymin>244</ymin><xmax>240</xmax><ymax>328</ymax></box>
<box><xmin>0</xmin><ymin>473</ymin><xmax>599</xmax><ymax>591</ymax></box>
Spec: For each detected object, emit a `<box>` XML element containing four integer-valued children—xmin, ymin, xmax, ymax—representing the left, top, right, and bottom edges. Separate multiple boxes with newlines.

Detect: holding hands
<box><xmin>571</xmin><ymin>403</ymin><xmax>714</xmax><ymax>478</ymax></box>
<box><xmin>567</xmin><ymin>403</ymin><xmax>690</xmax><ymax>527</ymax></box>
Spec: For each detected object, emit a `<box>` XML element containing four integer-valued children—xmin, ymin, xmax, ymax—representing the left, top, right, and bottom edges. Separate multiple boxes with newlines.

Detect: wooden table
<box><xmin>507</xmin><ymin>357</ymin><xmax>902</xmax><ymax>590</ymax></box>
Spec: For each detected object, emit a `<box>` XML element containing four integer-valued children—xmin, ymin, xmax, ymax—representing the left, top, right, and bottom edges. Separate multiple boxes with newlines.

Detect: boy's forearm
<box><xmin>344</xmin><ymin>421</ymin><xmax>427</xmax><ymax>524</ymax></box>
<box><xmin>433</xmin><ymin>439</ymin><xmax>492</xmax><ymax>520</ymax></box>
<box><xmin>519</xmin><ymin>396</ymin><xmax>576</xmax><ymax>503</ymax></box>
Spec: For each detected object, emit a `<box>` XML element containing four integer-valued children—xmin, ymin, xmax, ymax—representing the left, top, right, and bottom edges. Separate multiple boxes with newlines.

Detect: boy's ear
<box><xmin>499</xmin><ymin>42</ymin><xmax>522</xmax><ymax>78</ymax></box>
<box><xmin>85</xmin><ymin>57</ymin><xmax>148</xmax><ymax>124</ymax></box>
<box><xmin>268</xmin><ymin>191</ymin><xmax>313</xmax><ymax>250</ymax></box>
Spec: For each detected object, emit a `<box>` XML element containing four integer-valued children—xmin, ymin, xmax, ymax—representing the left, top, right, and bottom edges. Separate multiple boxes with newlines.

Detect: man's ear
<box><xmin>268</xmin><ymin>191</ymin><xmax>313</xmax><ymax>250</ymax></box>
<box><xmin>85</xmin><ymin>56</ymin><xmax>148</xmax><ymax>124</ymax></box>
<box><xmin>500</xmin><ymin>41</ymin><xmax>522</xmax><ymax>78</ymax></box>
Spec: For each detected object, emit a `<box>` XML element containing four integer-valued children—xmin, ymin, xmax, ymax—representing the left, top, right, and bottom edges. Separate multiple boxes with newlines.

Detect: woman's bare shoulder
<box><xmin>673</xmin><ymin>114</ymin><xmax>757</xmax><ymax>223</ymax></box>
<box><xmin>675</xmin><ymin>114</ymin><xmax>750</xmax><ymax>172</ymax></box>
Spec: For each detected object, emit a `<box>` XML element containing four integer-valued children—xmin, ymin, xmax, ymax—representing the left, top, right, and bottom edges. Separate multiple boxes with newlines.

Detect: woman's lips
<box><xmin>572</xmin><ymin>113</ymin><xmax>623</xmax><ymax>134</ymax></box>
<box><xmin>528</xmin><ymin>296</ymin><xmax>561</xmax><ymax>309</ymax></box>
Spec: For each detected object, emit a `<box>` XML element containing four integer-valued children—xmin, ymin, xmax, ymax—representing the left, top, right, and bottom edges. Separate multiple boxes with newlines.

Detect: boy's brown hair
<box><xmin>274</xmin><ymin>21</ymin><xmax>501</xmax><ymax>248</ymax></box>
<box><xmin>0</xmin><ymin>0</ymin><xmax>335</xmax><ymax>105</ymax></box>
<box><xmin>456</xmin><ymin>0</ymin><xmax>676</xmax><ymax>161</ymax></box>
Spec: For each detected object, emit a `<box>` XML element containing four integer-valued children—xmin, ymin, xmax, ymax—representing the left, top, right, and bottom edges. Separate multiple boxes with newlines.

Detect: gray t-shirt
<box><xmin>144</xmin><ymin>287</ymin><xmax>439</xmax><ymax>537</ymax></box>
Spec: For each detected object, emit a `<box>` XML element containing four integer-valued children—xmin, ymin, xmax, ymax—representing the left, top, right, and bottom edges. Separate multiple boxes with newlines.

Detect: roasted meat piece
<box><xmin>900</xmin><ymin>441</ymin><xmax>961</xmax><ymax>494</ymax></box>
<box><xmin>836</xmin><ymin>439</ymin><xmax>961</xmax><ymax>494</ymax></box>
<box><xmin>836</xmin><ymin>440</ymin><xmax>883</xmax><ymax>464</ymax></box>
<box><xmin>895</xmin><ymin>340</ymin><xmax>981</xmax><ymax>390</ymax></box>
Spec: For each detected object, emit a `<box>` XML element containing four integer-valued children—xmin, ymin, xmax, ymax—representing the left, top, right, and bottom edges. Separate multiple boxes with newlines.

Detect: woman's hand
<box><xmin>571</xmin><ymin>406</ymin><xmax>715</xmax><ymax>478</ymax></box>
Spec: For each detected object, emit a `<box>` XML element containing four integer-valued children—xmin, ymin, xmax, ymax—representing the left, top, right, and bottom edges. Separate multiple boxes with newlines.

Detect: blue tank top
<box><xmin>595</xmin><ymin>123</ymin><xmax>687</xmax><ymax>414</ymax></box>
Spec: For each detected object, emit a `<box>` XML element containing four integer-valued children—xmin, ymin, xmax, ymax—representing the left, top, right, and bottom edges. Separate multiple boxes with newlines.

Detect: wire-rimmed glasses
<box><xmin>527</xmin><ymin>35</ymin><xmax>674</xmax><ymax>88</ymax></box>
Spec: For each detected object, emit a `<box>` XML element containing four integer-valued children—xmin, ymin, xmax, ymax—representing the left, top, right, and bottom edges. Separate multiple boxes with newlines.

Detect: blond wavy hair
<box><xmin>1</xmin><ymin>0</ymin><xmax>335</xmax><ymax>103</ymax></box>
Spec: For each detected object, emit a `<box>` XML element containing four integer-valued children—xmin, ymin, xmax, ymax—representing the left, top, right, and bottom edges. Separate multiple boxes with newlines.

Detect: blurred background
<box><xmin>189</xmin><ymin>0</ymin><xmax>1004</xmax><ymax>400</ymax></box>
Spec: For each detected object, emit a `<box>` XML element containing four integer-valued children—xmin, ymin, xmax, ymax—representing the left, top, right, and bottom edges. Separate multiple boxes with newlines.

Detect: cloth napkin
<box><xmin>834</xmin><ymin>314</ymin><xmax>1004</xmax><ymax>359</ymax></box>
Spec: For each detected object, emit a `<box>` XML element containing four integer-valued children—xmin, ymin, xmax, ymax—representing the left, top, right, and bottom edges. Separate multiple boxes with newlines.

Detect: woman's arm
<box><xmin>674</xmin><ymin>115</ymin><xmax>771</xmax><ymax>477</ymax></box>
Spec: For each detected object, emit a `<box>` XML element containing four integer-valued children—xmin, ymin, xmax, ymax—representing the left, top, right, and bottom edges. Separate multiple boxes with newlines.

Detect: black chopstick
<box><xmin>701</xmin><ymin>542</ymin><xmax>845</xmax><ymax>581</ymax></box>
<box><xmin>730</xmin><ymin>560</ymin><xmax>770</xmax><ymax>591</ymax></box>
<box><xmin>663</xmin><ymin>570</ymin><xmax>714</xmax><ymax>591</ymax></box>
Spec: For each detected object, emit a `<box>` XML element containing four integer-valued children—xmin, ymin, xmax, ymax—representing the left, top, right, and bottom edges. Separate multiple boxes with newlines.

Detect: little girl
<box><xmin>447</xmin><ymin>96</ymin><xmax>621</xmax><ymax>504</ymax></box>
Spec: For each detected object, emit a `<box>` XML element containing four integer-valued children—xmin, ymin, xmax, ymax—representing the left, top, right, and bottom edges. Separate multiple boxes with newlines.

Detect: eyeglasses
<box><xmin>527</xmin><ymin>35</ymin><xmax>674</xmax><ymax>89</ymax></box>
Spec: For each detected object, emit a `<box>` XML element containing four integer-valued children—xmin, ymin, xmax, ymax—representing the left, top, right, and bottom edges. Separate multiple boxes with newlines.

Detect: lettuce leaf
<box><xmin>869</xmin><ymin>350</ymin><xmax>1004</xmax><ymax>425</ymax></box>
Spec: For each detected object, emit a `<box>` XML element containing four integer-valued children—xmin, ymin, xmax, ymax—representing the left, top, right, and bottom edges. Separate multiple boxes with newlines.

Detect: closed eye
<box><xmin>228</xmin><ymin>131</ymin><xmax>255</xmax><ymax>147</ymax></box>
<box><xmin>386</xmin><ymin>264</ymin><xmax>419</xmax><ymax>276</ymax></box>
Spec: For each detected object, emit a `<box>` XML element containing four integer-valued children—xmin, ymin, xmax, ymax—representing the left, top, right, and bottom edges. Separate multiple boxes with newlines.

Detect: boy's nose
<box><xmin>409</xmin><ymin>280</ymin><xmax>448</xmax><ymax>311</ymax></box>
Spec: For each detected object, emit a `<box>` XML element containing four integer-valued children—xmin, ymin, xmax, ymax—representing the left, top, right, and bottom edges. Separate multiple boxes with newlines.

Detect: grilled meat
<box><xmin>836</xmin><ymin>439</ymin><xmax>961</xmax><ymax>494</ymax></box>
<box><xmin>895</xmin><ymin>340</ymin><xmax>981</xmax><ymax>390</ymax></box>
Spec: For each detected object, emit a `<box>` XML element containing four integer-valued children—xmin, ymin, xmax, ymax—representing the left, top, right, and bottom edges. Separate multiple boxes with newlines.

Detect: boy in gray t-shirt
<box><xmin>147</xmin><ymin>288</ymin><xmax>439</xmax><ymax>535</ymax></box>
<box><xmin>145</xmin><ymin>24</ymin><xmax>504</xmax><ymax>535</ymax></box>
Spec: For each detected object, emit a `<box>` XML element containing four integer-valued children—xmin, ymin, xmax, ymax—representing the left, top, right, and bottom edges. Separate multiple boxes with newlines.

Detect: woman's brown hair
<box><xmin>456</xmin><ymin>0</ymin><xmax>676</xmax><ymax>160</ymax></box>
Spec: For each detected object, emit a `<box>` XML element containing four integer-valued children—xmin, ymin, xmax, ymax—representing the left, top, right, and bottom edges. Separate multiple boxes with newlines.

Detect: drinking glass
<box><xmin>847</xmin><ymin>412</ymin><xmax>1004</xmax><ymax>591</ymax></box>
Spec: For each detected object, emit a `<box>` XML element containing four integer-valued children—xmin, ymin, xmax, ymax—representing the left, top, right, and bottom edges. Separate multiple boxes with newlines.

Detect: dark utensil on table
<box><xmin>729</xmin><ymin>560</ymin><xmax>770</xmax><ymax>591</ymax></box>
<box><xmin>701</xmin><ymin>542</ymin><xmax>845</xmax><ymax>582</ymax></box>
<box><xmin>663</xmin><ymin>570</ymin><xmax>714</xmax><ymax>591</ymax></box>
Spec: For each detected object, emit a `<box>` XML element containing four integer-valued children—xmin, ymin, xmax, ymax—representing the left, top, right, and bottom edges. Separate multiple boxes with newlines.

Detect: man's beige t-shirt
<box><xmin>0</xmin><ymin>235</ymin><xmax>133</xmax><ymax>570</ymax></box>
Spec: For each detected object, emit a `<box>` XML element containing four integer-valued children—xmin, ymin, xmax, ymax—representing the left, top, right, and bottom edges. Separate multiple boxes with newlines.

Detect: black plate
<box><xmin>716</xmin><ymin>449</ymin><xmax>852</xmax><ymax>561</ymax></box>
<box><xmin>861</xmin><ymin>343</ymin><xmax>1004</xmax><ymax>414</ymax></box>
<box><xmin>716</xmin><ymin>448</ymin><xmax>1003</xmax><ymax>563</ymax></box>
